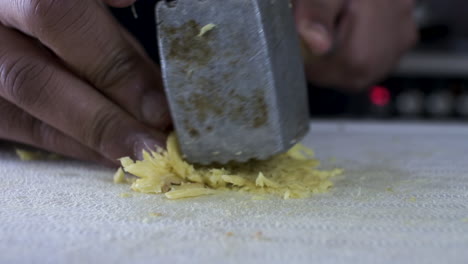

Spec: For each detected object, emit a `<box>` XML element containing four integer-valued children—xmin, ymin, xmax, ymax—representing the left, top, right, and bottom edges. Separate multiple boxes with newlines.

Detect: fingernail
<box><xmin>301</xmin><ymin>23</ymin><xmax>332</xmax><ymax>56</ymax></box>
<box><xmin>141</xmin><ymin>91</ymin><xmax>171</xmax><ymax>128</ymax></box>
<box><xmin>133</xmin><ymin>135</ymin><xmax>164</xmax><ymax>160</ymax></box>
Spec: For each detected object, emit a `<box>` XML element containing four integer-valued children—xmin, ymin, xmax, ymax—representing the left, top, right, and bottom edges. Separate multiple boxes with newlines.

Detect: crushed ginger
<box><xmin>15</xmin><ymin>149</ymin><xmax>61</xmax><ymax>161</ymax></box>
<box><xmin>118</xmin><ymin>133</ymin><xmax>343</xmax><ymax>200</ymax></box>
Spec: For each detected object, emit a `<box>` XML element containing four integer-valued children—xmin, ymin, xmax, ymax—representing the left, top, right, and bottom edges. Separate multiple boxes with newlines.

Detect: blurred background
<box><xmin>112</xmin><ymin>0</ymin><xmax>468</xmax><ymax>121</ymax></box>
<box><xmin>309</xmin><ymin>0</ymin><xmax>468</xmax><ymax>120</ymax></box>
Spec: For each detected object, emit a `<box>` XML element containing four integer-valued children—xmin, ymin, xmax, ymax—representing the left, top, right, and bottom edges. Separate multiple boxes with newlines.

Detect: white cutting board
<box><xmin>1</xmin><ymin>121</ymin><xmax>467</xmax><ymax>264</ymax></box>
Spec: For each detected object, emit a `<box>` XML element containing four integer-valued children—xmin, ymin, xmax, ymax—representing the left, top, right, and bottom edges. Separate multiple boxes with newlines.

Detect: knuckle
<box><xmin>83</xmin><ymin>107</ymin><xmax>122</xmax><ymax>153</ymax></box>
<box><xmin>30</xmin><ymin>117</ymin><xmax>52</xmax><ymax>146</ymax></box>
<box><xmin>0</xmin><ymin>100</ymin><xmax>21</xmax><ymax>137</ymax></box>
<box><xmin>347</xmin><ymin>68</ymin><xmax>384</xmax><ymax>91</ymax></box>
<box><xmin>31</xmin><ymin>119</ymin><xmax>65</xmax><ymax>153</ymax></box>
<box><xmin>0</xmin><ymin>96</ymin><xmax>49</xmax><ymax>145</ymax></box>
<box><xmin>22</xmin><ymin>0</ymin><xmax>59</xmax><ymax>30</ymax></box>
<box><xmin>343</xmin><ymin>50</ymin><xmax>372</xmax><ymax>79</ymax></box>
<box><xmin>22</xmin><ymin>0</ymin><xmax>93</xmax><ymax>38</ymax></box>
<box><xmin>0</xmin><ymin>56</ymin><xmax>54</xmax><ymax>108</ymax></box>
<box><xmin>91</xmin><ymin>46</ymin><xmax>141</xmax><ymax>91</ymax></box>
<box><xmin>341</xmin><ymin>52</ymin><xmax>376</xmax><ymax>90</ymax></box>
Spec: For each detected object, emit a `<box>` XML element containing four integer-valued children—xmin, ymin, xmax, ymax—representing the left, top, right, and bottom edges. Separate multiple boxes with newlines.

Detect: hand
<box><xmin>293</xmin><ymin>0</ymin><xmax>418</xmax><ymax>91</ymax></box>
<box><xmin>0</xmin><ymin>0</ymin><xmax>170</xmax><ymax>166</ymax></box>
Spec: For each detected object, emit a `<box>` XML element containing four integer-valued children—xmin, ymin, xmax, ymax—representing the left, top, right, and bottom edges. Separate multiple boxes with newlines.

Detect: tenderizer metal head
<box><xmin>156</xmin><ymin>0</ymin><xmax>309</xmax><ymax>164</ymax></box>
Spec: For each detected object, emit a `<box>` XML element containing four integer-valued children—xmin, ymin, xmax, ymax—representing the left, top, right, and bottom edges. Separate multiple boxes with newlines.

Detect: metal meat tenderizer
<box><xmin>156</xmin><ymin>0</ymin><xmax>309</xmax><ymax>164</ymax></box>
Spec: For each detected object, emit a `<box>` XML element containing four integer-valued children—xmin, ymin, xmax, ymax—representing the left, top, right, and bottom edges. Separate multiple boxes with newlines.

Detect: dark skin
<box><xmin>294</xmin><ymin>0</ymin><xmax>418</xmax><ymax>90</ymax></box>
<box><xmin>0</xmin><ymin>0</ymin><xmax>417</xmax><ymax>166</ymax></box>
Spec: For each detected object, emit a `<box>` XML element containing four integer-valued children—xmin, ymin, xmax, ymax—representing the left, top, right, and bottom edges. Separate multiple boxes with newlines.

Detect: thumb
<box><xmin>293</xmin><ymin>0</ymin><xmax>345</xmax><ymax>56</ymax></box>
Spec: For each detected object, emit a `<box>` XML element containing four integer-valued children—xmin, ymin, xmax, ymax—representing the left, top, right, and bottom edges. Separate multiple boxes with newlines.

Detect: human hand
<box><xmin>0</xmin><ymin>0</ymin><xmax>170</xmax><ymax>166</ymax></box>
<box><xmin>293</xmin><ymin>0</ymin><xmax>418</xmax><ymax>91</ymax></box>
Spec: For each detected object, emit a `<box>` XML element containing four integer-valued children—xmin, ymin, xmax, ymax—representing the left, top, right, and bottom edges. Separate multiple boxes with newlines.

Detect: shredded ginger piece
<box><xmin>197</xmin><ymin>23</ymin><xmax>216</xmax><ymax>37</ymax></box>
<box><xmin>16</xmin><ymin>149</ymin><xmax>60</xmax><ymax>161</ymax></box>
<box><xmin>165</xmin><ymin>187</ymin><xmax>216</xmax><ymax>200</ymax></box>
<box><xmin>113</xmin><ymin>168</ymin><xmax>126</xmax><ymax>184</ymax></box>
<box><xmin>120</xmin><ymin>193</ymin><xmax>133</xmax><ymax>198</ymax></box>
<box><xmin>118</xmin><ymin>133</ymin><xmax>343</xmax><ymax>200</ymax></box>
<box><xmin>149</xmin><ymin>213</ymin><xmax>163</xmax><ymax>217</ymax></box>
<box><xmin>16</xmin><ymin>149</ymin><xmax>43</xmax><ymax>161</ymax></box>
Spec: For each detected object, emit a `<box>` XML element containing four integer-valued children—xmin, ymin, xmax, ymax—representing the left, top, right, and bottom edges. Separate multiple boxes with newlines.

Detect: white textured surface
<box><xmin>1</xmin><ymin>121</ymin><xmax>468</xmax><ymax>264</ymax></box>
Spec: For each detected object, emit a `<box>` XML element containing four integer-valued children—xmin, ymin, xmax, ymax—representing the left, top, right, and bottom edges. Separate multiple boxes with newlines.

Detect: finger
<box><xmin>397</xmin><ymin>0</ymin><xmax>419</xmax><ymax>51</ymax></box>
<box><xmin>293</xmin><ymin>0</ymin><xmax>346</xmax><ymax>56</ymax></box>
<box><xmin>0</xmin><ymin>25</ymin><xmax>166</xmax><ymax>162</ymax></box>
<box><xmin>306</xmin><ymin>0</ymin><xmax>417</xmax><ymax>91</ymax></box>
<box><xmin>0</xmin><ymin>0</ymin><xmax>171</xmax><ymax>129</ymax></box>
<box><xmin>117</xmin><ymin>27</ymin><xmax>172</xmax><ymax>132</ymax></box>
<box><xmin>334</xmin><ymin>0</ymin><xmax>416</xmax><ymax>89</ymax></box>
<box><xmin>302</xmin><ymin>9</ymin><xmax>354</xmax><ymax>88</ymax></box>
<box><xmin>102</xmin><ymin>0</ymin><xmax>137</xmax><ymax>8</ymax></box>
<box><xmin>0</xmin><ymin>97</ymin><xmax>114</xmax><ymax>166</ymax></box>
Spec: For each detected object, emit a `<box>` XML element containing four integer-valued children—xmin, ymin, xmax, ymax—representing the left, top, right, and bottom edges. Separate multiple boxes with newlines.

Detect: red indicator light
<box><xmin>370</xmin><ymin>86</ymin><xmax>391</xmax><ymax>106</ymax></box>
